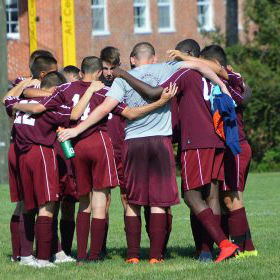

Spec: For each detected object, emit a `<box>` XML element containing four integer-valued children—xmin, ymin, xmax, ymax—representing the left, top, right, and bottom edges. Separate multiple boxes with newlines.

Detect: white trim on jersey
<box><xmin>183</xmin><ymin>151</ymin><xmax>189</xmax><ymax>191</ymax></box>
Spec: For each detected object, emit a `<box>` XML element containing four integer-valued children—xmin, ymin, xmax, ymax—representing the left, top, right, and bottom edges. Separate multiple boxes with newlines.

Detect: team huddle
<box><xmin>3</xmin><ymin>38</ymin><xmax>257</xmax><ymax>268</ymax></box>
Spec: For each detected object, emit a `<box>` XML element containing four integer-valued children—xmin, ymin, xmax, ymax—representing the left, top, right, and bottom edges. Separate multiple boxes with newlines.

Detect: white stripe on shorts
<box><xmin>99</xmin><ymin>131</ymin><xmax>112</xmax><ymax>186</ymax></box>
<box><xmin>183</xmin><ymin>151</ymin><xmax>189</xmax><ymax>190</ymax></box>
<box><xmin>196</xmin><ymin>149</ymin><xmax>204</xmax><ymax>186</ymax></box>
<box><xmin>52</xmin><ymin>149</ymin><xmax>56</xmax><ymax>170</ymax></box>
<box><xmin>40</xmin><ymin>145</ymin><xmax>51</xmax><ymax>201</ymax></box>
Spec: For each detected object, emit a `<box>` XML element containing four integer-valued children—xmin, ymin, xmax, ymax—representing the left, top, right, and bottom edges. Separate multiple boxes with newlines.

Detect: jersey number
<box><xmin>72</xmin><ymin>94</ymin><xmax>90</xmax><ymax>121</ymax></box>
<box><xmin>14</xmin><ymin>100</ymin><xmax>38</xmax><ymax>126</ymax></box>
<box><xmin>202</xmin><ymin>77</ymin><xmax>213</xmax><ymax>101</ymax></box>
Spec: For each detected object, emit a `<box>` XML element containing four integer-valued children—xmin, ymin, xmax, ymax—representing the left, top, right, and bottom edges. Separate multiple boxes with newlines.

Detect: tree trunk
<box><xmin>0</xmin><ymin>0</ymin><xmax>9</xmax><ymax>184</ymax></box>
<box><xmin>226</xmin><ymin>0</ymin><xmax>239</xmax><ymax>46</ymax></box>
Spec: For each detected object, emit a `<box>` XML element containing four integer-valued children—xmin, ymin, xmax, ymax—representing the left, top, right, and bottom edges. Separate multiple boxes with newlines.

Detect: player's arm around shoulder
<box><xmin>121</xmin><ymin>83</ymin><xmax>178</xmax><ymax>121</ymax></box>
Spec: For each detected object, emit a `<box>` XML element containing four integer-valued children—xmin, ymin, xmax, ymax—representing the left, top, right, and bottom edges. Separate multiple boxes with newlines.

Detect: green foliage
<box><xmin>222</xmin><ymin>0</ymin><xmax>280</xmax><ymax>171</ymax></box>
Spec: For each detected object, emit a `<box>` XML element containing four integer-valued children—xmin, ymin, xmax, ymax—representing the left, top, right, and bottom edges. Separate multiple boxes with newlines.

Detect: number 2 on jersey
<box><xmin>14</xmin><ymin>100</ymin><xmax>38</xmax><ymax>126</ymax></box>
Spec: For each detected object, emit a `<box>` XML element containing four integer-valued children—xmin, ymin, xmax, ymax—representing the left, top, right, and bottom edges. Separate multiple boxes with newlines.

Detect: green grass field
<box><xmin>0</xmin><ymin>173</ymin><xmax>279</xmax><ymax>280</ymax></box>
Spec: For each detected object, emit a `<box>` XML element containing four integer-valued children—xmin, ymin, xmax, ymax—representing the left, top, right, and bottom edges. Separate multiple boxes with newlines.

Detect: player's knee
<box><xmin>39</xmin><ymin>202</ymin><xmax>55</xmax><ymax>217</ymax></box>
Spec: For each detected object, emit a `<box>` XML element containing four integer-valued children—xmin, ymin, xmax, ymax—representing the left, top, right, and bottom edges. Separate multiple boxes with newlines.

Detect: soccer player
<box><xmin>3</xmin><ymin>51</ymin><xmax>57</xmax><ymax>265</ymax></box>
<box><xmin>57</xmin><ymin>42</ymin><xmax>229</xmax><ymax>263</ymax></box>
<box><xmin>5</xmin><ymin>71</ymin><xmax>71</xmax><ymax>268</ymax></box>
<box><xmin>199</xmin><ymin>45</ymin><xmax>257</xmax><ymax>258</ymax></box>
<box><xmin>61</xmin><ymin>65</ymin><xmax>80</xmax><ymax>82</ymax></box>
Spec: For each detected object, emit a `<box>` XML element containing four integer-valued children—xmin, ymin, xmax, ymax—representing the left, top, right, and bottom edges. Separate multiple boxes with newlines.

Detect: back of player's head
<box><xmin>41</xmin><ymin>71</ymin><xmax>67</xmax><ymax>89</ymax></box>
<box><xmin>131</xmin><ymin>42</ymin><xmax>155</xmax><ymax>60</ymax></box>
<box><xmin>130</xmin><ymin>50</ymin><xmax>136</xmax><ymax>69</ymax></box>
<box><xmin>100</xmin><ymin>46</ymin><xmax>120</xmax><ymax>66</ymax></box>
<box><xmin>81</xmin><ymin>56</ymin><xmax>102</xmax><ymax>74</ymax></box>
<box><xmin>29</xmin><ymin>49</ymin><xmax>54</xmax><ymax>70</ymax></box>
<box><xmin>175</xmin><ymin>39</ymin><xmax>200</xmax><ymax>58</ymax></box>
<box><xmin>30</xmin><ymin>55</ymin><xmax>58</xmax><ymax>79</ymax></box>
<box><xmin>61</xmin><ymin>65</ymin><xmax>80</xmax><ymax>81</ymax></box>
<box><xmin>200</xmin><ymin>45</ymin><xmax>227</xmax><ymax>67</ymax></box>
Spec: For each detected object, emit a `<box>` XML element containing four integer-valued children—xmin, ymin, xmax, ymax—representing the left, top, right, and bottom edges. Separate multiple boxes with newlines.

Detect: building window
<box><xmin>134</xmin><ymin>0</ymin><xmax>151</xmax><ymax>33</ymax></box>
<box><xmin>6</xmin><ymin>0</ymin><xmax>19</xmax><ymax>39</ymax></box>
<box><xmin>197</xmin><ymin>0</ymin><xmax>213</xmax><ymax>32</ymax></box>
<box><xmin>157</xmin><ymin>0</ymin><xmax>174</xmax><ymax>32</ymax></box>
<box><xmin>91</xmin><ymin>0</ymin><xmax>109</xmax><ymax>35</ymax></box>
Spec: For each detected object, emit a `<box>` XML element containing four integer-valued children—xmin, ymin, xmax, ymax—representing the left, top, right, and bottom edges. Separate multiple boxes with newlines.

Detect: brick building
<box><xmin>6</xmin><ymin>0</ymin><xmax>247</xmax><ymax>80</ymax></box>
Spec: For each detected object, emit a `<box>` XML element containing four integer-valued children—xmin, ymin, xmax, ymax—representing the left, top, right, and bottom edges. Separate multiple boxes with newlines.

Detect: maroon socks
<box><xmin>35</xmin><ymin>216</ymin><xmax>53</xmax><ymax>260</ymax></box>
<box><xmin>196</xmin><ymin>208</ymin><xmax>226</xmax><ymax>246</ymax></box>
<box><xmin>88</xmin><ymin>218</ymin><xmax>106</xmax><ymax>260</ymax></box>
<box><xmin>19</xmin><ymin>213</ymin><xmax>35</xmax><ymax>257</ymax></box>
<box><xmin>125</xmin><ymin>216</ymin><xmax>141</xmax><ymax>259</ymax></box>
<box><xmin>101</xmin><ymin>215</ymin><xmax>109</xmax><ymax>255</ymax></box>
<box><xmin>60</xmin><ymin>219</ymin><xmax>75</xmax><ymax>256</ymax></box>
<box><xmin>149</xmin><ymin>213</ymin><xmax>167</xmax><ymax>260</ymax></box>
<box><xmin>162</xmin><ymin>213</ymin><xmax>172</xmax><ymax>256</ymax></box>
<box><xmin>10</xmin><ymin>215</ymin><xmax>20</xmax><ymax>260</ymax></box>
<box><xmin>76</xmin><ymin>212</ymin><xmax>90</xmax><ymax>260</ymax></box>
<box><xmin>228</xmin><ymin>207</ymin><xmax>255</xmax><ymax>251</ymax></box>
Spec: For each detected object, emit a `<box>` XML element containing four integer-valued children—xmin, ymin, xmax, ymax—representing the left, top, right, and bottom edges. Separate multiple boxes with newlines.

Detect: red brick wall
<box><xmin>7</xmin><ymin>0</ymin><xmax>249</xmax><ymax>80</ymax></box>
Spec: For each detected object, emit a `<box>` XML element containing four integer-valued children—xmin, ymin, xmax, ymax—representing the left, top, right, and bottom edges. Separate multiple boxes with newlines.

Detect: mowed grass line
<box><xmin>0</xmin><ymin>173</ymin><xmax>279</xmax><ymax>280</ymax></box>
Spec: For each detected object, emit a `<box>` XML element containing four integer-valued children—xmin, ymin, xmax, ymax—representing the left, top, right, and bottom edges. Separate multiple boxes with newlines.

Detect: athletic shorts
<box><xmin>123</xmin><ymin>136</ymin><xmax>180</xmax><ymax>207</ymax></box>
<box><xmin>8</xmin><ymin>142</ymin><xmax>22</xmax><ymax>202</ymax></box>
<box><xmin>19</xmin><ymin>145</ymin><xmax>59</xmax><ymax>210</ymax></box>
<box><xmin>55</xmin><ymin>143</ymin><xmax>78</xmax><ymax>201</ymax></box>
<box><xmin>112</xmin><ymin>144</ymin><xmax>125</xmax><ymax>194</ymax></box>
<box><xmin>71</xmin><ymin>131</ymin><xmax>119</xmax><ymax>197</ymax></box>
<box><xmin>181</xmin><ymin>148</ymin><xmax>224</xmax><ymax>193</ymax></box>
<box><xmin>222</xmin><ymin>141</ymin><xmax>251</xmax><ymax>192</ymax></box>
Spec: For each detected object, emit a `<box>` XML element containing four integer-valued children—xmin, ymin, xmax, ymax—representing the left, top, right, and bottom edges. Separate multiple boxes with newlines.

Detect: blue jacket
<box><xmin>210</xmin><ymin>86</ymin><xmax>241</xmax><ymax>156</ymax></box>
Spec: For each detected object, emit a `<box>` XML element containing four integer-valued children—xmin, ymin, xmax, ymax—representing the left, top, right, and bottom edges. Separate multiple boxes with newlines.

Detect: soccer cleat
<box><xmin>198</xmin><ymin>251</ymin><xmax>213</xmax><ymax>262</ymax></box>
<box><xmin>125</xmin><ymin>258</ymin><xmax>140</xmax><ymax>264</ymax></box>
<box><xmin>53</xmin><ymin>250</ymin><xmax>76</xmax><ymax>263</ymax></box>
<box><xmin>215</xmin><ymin>240</ymin><xmax>239</xmax><ymax>263</ymax></box>
<box><xmin>149</xmin><ymin>258</ymin><xmax>164</xmax><ymax>264</ymax></box>
<box><xmin>37</xmin><ymin>259</ymin><xmax>57</xmax><ymax>268</ymax></box>
<box><xmin>235</xmin><ymin>250</ymin><xmax>258</xmax><ymax>259</ymax></box>
<box><xmin>11</xmin><ymin>256</ymin><xmax>20</xmax><ymax>262</ymax></box>
<box><xmin>19</xmin><ymin>255</ymin><xmax>38</xmax><ymax>267</ymax></box>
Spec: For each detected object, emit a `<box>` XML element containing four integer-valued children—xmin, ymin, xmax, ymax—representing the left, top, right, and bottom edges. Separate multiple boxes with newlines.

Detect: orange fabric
<box><xmin>213</xmin><ymin>110</ymin><xmax>225</xmax><ymax>141</ymax></box>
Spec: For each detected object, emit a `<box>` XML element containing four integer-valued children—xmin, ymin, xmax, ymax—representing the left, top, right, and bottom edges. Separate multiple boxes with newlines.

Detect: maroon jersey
<box><xmin>107</xmin><ymin>113</ymin><xmax>126</xmax><ymax>151</ymax></box>
<box><xmin>5</xmin><ymin>96</ymin><xmax>71</xmax><ymax>153</ymax></box>
<box><xmin>222</xmin><ymin>69</ymin><xmax>246</xmax><ymax>143</ymax></box>
<box><xmin>41</xmin><ymin>81</ymin><xmax>91</xmax><ymax>110</ymax></box>
<box><xmin>13</xmin><ymin>76</ymin><xmax>25</xmax><ymax>87</ymax></box>
<box><xmin>71</xmin><ymin>90</ymin><xmax>127</xmax><ymax>142</ymax></box>
<box><xmin>162</xmin><ymin>69</ymin><xmax>224</xmax><ymax>151</ymax></box>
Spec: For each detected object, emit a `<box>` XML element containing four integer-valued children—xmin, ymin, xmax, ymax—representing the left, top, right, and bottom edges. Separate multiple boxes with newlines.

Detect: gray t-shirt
<box><xmin>106</xmin><ymin>61</ymin><xmax>183</xmax><ymax>140</ymax></box>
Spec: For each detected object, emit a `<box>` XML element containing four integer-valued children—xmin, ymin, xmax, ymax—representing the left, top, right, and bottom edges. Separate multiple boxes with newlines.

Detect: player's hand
<box><xmin>89</xmin><ymin>81</ymin><xmax>104</xmax><ymax>93</ymax></box>
<box><xmin>220</xmin><ymin>83</ymin><xmax>231</xmax><ymax>97</ymax></box>
<box><xmin>167</xmin><ymin>49</ymin><xmax>186</xmax><ymax>61</ymax></box>
<box><xmin>112</xmin><ymin>67</ymin><xmax>126</xmax><ymax>78</ymax></box>
<box><xmin>57</xmin><ymin>128</ymin><xmax>78</xmax><ymax>142</ymax></box>
<box><xmin>160</xmin><ymin>83</ymin><xmax>178</xmax><ymax>103</ymax></box>
<box><xmin>22</xmin><ymin>78</ymin><xmax>41</xmax><ymax>89</ymax></box>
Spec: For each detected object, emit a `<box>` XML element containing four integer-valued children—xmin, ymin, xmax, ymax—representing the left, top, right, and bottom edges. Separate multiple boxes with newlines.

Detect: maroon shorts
<box><xmin>181</xmin><ymin>148</ymin><xmax>224</xmax><ymax>193</ymax></box>
<box><xmin>222</xmin><ymin>142</ymin><xmax>251</xmax><ymax>192</ymax></box>
<box><xmin>71</xmin><ymin>131</ymin><xmax>119</xmax><ymax>197</ymax></box>
<box><xmin>123</xmin><ymin>136</ymin><xmax>180</xmax><ymax>207</ymax></box>
<box><xmin>8</xmin><ymin>143</ymin><xmax>22</xmax><ymax>202</ymax></box>
<box><xmin>19</xmin><ymin>145</ymin><xmax>59</xmax><ymax>210</ymax></box>
<box><xmin>112</xmin><ymin>143</ymin><xmax>125</xmax><ymax>194</ymax></box>
<box><xmin>55</xmin><ymin>143</ymin><xmax>78</xmax><ymax>201</ymax></box>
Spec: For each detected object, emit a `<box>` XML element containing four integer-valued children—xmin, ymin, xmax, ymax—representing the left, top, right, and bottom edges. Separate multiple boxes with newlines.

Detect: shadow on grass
<box><xmin>70</xmin><ymin>245</ymin><xmax>198</xmax><ymax>261</ymax></box>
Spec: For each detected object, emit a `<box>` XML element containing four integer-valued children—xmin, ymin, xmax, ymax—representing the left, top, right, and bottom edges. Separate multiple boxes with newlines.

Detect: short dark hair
<box><xmin>175</xmin><ymin>39</ymin><xmax>200</xmax><ymax>58</ymax></box>
<box><xmin>200</xmin><ymin>45</ymin><xmax>227</xmax><ymax>67</ymax></box>
<box><xmin>62</xmin><ymin>65</ymin><xmax>80</xmax><ymax>78</ymax></box>
<box><xmin>29</xmin><ymin>49</ymin><xmax>54</xmax><ymax>70</ymax></box>
<box><xmin>30</xmin><ymin>55</ymin><xmax>58</xmax><ymax>79</ymax></box>
<box><xmin>41</xmin><ymin>71</ymin><xmax>67</xmax><ymax>89</ymax></box>
<box><xmin>131</xmin><ymin>42</ymin><xmax>155</xmax><ymax>59</ymax></box>
<box><xmin>81</xmin><ymin>56</ymin><xmax>102</xmax><ymax>74</ymax></box>
<box><xmin>100</xmin><ymin>46</ymin><xmax>120</xmax><ymax>66</ymax></box>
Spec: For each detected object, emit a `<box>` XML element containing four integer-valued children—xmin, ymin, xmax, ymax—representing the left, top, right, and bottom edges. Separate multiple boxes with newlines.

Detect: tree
<box><xmin>0</xmin><ymin>0</ymin><xmax>9</xmax><ymax>183</ymax></box>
